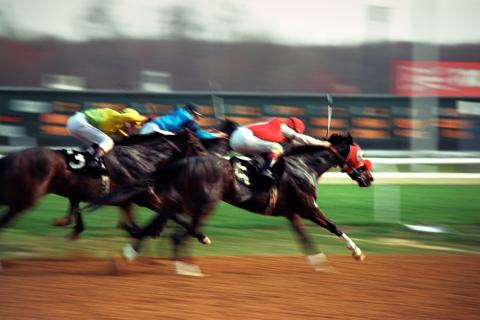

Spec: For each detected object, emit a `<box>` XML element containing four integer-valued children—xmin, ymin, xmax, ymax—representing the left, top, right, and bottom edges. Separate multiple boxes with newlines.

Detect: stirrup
<box><xmin>258</xmin><ymin>168</ymin><xmax>276</xmax><ymax>182</ymax></box>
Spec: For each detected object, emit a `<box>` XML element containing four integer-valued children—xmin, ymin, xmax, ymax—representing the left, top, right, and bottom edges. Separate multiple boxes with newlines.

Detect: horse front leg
<box><xmin>122</xmin><ymin>208</ymin><xmax>170</xmax><ymax>262</ymax></box>
<box><xmin>305</xmin><ymin>201</ymin><xmax>365</xmax><ymax>262</ymax></box>
<box><xmin>68</xmin><ymin>204</ymin><xmax>85</xmax><ymax>240</ymax></box>
<box><xmin>288</xmin><ymin>214</ymin><xmax>333</xmax><ymax>272</ymax></box>
<box><xmin>170</xmin><ymin>213</ymin><xmax>206</xmax><ymax>277</ymax></box>
<box><xmin>170</xmin><ymin>204</ymin><xmax>216</xmax><ymax>277</ymax></box>
<box><xmin>170</xmin><ymin>213</ymin><xmax>211</xmax><ymax>245</ymax></box>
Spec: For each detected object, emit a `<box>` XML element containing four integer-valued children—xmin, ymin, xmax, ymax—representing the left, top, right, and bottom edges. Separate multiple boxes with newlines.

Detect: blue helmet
<box><xmin>183</xmin><ymin>103</ymin><xmax>203</xmax><ymax>118</ymax></box>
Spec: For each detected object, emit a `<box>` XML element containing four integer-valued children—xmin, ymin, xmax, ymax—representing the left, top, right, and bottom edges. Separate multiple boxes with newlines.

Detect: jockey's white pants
<box><xmin>139</xmin><ymin>122</ymin><xmax>174</xmax><ymax>135</ymax></box>
<box><xmin>230</xmin><ymin>127</ymin><xmax>283</xmax><ymax>156</ymax></box>
<box><xmin>66</xmin><ymin>112</ymin><xmax>114</xmax><ymax>153</ymax></box>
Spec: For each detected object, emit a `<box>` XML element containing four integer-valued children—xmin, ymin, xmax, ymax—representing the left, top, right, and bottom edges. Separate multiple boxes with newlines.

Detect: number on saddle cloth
<box><xmin>230</xmin><ymin>156</ymin><xmax>281</xmax><ymax>190</ymax></box>
<box><xmin>60</xmin><ymin>149</ymin><xmax>107</xmax><ymax>176</ymax></box>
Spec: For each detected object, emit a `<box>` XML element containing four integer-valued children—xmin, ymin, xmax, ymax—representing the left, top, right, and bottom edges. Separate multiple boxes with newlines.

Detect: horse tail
<box><xmin>85</xmin><ymin>158</ymin><xmax>188</xmax><ymax>212</ymax></box>
<box><xmin>84</xmin><ymin>179</ymin><xmax>153</xmax><ymax>212</ymax></box>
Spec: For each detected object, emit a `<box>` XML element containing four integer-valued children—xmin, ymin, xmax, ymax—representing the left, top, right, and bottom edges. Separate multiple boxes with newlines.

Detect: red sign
<box><xmin>392</xmin><ymin>61</ymin><xmax>480</xmax><ymax>96</ymax></box>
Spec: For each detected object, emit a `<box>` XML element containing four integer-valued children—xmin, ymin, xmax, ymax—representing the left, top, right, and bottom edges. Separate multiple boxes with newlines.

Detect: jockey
<box><xmin>66</xmin><ymin>107</ymin><xmax>147</xmax><ymax>171</ymax></box>
<box><xmin>230</xmin><ymin>117</ymin><xmax>331</xmax><ymax>181</ymax></box>
<box><xmin>140</xmin><ymin>103</ymin><xmax>227</xmax><ymax>139</ymax></box>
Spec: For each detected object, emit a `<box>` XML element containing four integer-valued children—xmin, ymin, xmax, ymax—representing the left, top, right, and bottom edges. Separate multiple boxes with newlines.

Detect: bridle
<box><xmin>327</xmin><ymin>145</ymin><xmax>361</xmax><ymax>176</ymax></box>
<box><xmin>327</xmin><ymin>143</ymin><xmax>373</xmax><ymax>187</ymax></box>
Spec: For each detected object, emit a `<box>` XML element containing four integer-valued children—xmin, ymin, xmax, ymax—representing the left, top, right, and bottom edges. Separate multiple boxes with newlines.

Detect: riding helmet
<box><xmin>286</xmin><ymin>117</ymin><xmax>305</xmax><ymax>134</ymax></box>
<box><xmin>184</xmin><ymin>103</ymin><xmax>204</xmax><ymax>118</ymax></box>
<box><xmin>121</xmin><ymin>108</ymin><xmax>147</xmax><ymax>127</ymax></box>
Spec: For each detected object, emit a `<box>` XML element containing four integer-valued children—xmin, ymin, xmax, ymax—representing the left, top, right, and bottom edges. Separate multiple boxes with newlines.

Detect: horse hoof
<box><xmin>53</xmin><ymin>217</ymin><xmax>71</xmax><ymax>227</ymax></box>
<box><xmin>67</xmin><ymin>232</ymin><xmax>80</xmax><ymax>241</ymax></box>
<box><xmin>106</xmin><ymin>254</ymin><xmax>121</xmax><ymax>276</ymax></box>
<box><xmin>122</xmin><ymin>244</ymin><xmax>138</xmax><ymax>262</ymax></box>
<box><xmin>306</xmin><ymin>253</ymin><xmax>335</xmax><ymax>272</ymax></box>
<box><xmin>198</xmin><ymin>235</ymin><xmax>211</xmax><ymax>245</ymax></box>
<box><xmin>353</xmin><ymin>253</ymin><xmax>366</xmax><ymax>262</ymax></box>
<box><xmin>174</xmin><ymin>261</ymin><xmax>204</xmax><ymax>277</ymax></box>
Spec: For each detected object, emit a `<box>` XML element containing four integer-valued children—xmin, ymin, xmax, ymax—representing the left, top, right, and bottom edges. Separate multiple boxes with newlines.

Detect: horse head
<box><xmin>214</xmin><ymin>118</ymin><xmax>239</xmax><ymax>137</ymax></box>
<box><xmin>328</xmin><ymin>133</ymin><xmax>374</xmax><ymax>187</ymax></box>
<box><xmin>181</xmin><ymin>129</ymin><xmax>209</xmax><ymax>157</ymax></box>
<box><xmin>198</xmin><ymin>119</ymin><xmax>238</xmax><ymax>156</ymax></box>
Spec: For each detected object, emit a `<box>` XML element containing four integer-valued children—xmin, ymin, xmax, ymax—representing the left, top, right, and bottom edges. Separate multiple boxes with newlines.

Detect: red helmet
<box><xmin>285</xmin><ymin>117</ymin><xmax>305</xmax><ymax>134</ymax></box>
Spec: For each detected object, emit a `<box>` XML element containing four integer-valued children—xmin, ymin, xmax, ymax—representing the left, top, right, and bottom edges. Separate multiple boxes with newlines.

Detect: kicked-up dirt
<box><xmin>0</xmin><ymin>255</ymin><xmax>478</xmax><ymax>320</ymax></box>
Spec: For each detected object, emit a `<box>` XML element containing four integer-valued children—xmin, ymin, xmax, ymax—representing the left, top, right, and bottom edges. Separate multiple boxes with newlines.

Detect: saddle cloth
<box><xmin>60</xmin><ymin>149</ymin><xmax>107</xmax><ymax>176</ymax></box>
<box><xmin>230</xmin><ymin>155</ymin><xmax>283</xmax><ymax>191</ymax></box>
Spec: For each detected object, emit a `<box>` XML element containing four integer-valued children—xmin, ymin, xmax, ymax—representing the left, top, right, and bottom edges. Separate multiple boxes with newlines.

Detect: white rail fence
<box><xmin>1</xmin><ymin>152</ymin><xmax>479</xmax><ymax>184</ymax></box>
<box><xmin>321</xmin><ymin>157</ymin><xmax>480</xmax><ymax>184</ymax></box>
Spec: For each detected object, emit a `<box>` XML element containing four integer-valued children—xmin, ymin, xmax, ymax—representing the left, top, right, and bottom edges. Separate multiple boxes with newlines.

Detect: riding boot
<box><xmin>257</xmin><ymin>154</ymin><xmax>276</xmax><ymax>183</ymax></box>
<box><xmin>87</xmin><ymin>146</ymin><xmax>107</xmax><ymax>174</ymax></box>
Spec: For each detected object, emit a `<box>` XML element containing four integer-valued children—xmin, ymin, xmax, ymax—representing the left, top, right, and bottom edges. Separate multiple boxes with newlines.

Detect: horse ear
<box><xmin>347</xmin><ymin>132</ymin><xmax>353</xmax><ymax>144</ymax></box>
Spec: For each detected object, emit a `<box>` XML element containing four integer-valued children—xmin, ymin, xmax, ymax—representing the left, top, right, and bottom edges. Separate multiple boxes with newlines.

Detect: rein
<box><xmin>161</xmin><ymin>136</ymin><xmax>182</xmax><ymax>153</ymax></box>
<box><xmin>327</xmin><ymin>145</ymin><xmax>360</xmax><ymax>175</ymax></box>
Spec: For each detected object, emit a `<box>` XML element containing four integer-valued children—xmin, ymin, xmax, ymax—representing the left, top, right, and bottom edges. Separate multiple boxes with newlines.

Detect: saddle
<box><xmin>230</xmin><ymin>155</ymin><xmax>284</xmax><ymax>191</ymax></box>
<box><xmin>60</xmin><ymin>149</ymin><xmax>108</xmax><ymax>177</ymax></box>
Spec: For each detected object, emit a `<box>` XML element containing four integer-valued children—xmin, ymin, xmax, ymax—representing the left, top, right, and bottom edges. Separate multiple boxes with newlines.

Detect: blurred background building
<box><xmin>0</xmin><ymin>0</ymin><xmax>479</xmax><ymax>152</ymax></box>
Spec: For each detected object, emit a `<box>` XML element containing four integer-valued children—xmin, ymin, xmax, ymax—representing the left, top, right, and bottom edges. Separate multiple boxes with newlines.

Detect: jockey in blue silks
<box><xmin>140</xmin><ymin>103</ymin><xmax>226</xmax><ymax>139</ymax></box>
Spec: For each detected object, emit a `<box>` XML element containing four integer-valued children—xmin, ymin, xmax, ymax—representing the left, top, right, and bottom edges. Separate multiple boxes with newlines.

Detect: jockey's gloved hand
<box><xmin>314</xmin><ymin>139</ymin><xmax>331</xmax><ymax>148</ymax></box>
<box><xmin>214</xmin><ymin>132</ymin><xmax>228</xmax><ymax>139</ymax></box>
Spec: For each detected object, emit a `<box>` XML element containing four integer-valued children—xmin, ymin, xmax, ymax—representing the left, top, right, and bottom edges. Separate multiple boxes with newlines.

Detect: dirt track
<box><xmin>0</xmin><ymin>255</ymin><xmax>478</xmax><ymax>320</ymax></box>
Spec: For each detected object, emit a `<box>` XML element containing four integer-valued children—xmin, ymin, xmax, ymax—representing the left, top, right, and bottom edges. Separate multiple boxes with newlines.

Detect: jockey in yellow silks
<box><xmin>66</xmin><ymin>107</ymin><xmax>147</xmax><ymax>171</ymax></box>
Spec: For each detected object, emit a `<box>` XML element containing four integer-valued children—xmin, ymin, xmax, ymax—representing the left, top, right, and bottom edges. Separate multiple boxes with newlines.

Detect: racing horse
<box><xmin>51</xmin><ymin>118</ymin><xmax>238</xmax><ymax>239</ymax></box>
<box><xmin>0</xmin><ymin>129</ymin><xmax>210</xmax><ymax>240</ymax></box>
<box><xmin>88</xmin><ymin>133</ymin><xmax>374</xmax><ymax>274</ymax></box>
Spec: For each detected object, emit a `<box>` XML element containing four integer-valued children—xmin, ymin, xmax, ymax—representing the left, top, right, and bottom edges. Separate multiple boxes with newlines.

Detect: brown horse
<box><xmin>89</xmin><ymin>133</ymin><xmax>374</xmax><ymax>275</ymax></box>
<box><xmin>0</xmin><ymin>129</ymin><xmax>209</xmax><ymax>239</ymax></box>
<box><xmin>51</xmin><ymin>119</ymin><xmax>238</xmax><ymax>239</ymax></box>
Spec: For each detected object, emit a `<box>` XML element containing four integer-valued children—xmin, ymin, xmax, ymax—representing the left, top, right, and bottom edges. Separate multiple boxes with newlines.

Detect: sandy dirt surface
<box><xmin>0</xmin><ymin>255</ymin><xmax>478</xmax><ymax>320</ymax></box>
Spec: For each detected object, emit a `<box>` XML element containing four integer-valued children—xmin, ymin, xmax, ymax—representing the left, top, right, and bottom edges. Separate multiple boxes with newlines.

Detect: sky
<box><xmin>0</xmin><ymin>0</ymin><xmax>480</xmax><ymax>45</ymax></box>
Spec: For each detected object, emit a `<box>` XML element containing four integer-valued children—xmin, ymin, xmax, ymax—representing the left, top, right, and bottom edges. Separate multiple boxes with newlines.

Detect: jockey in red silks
<box><xmin>230</xmin><ymin>117</ymin><xmax>331</xmax><ymax>181</ymax></box>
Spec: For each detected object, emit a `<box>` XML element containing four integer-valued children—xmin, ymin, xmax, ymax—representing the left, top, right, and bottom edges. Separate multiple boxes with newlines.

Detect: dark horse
<box><xmin>0</xmin><ymin>129</ymin><xmax>209</xmax><ymax>240</ymax></box>
<box><xmin>52</xmin><ymin>119</ymin><xmax>237</xmax><ymax>239</ymax></box>
<box><xmin>89</xmin><ymin>133</ymin><xmax>374</xmax><ymax>275</ymax></box>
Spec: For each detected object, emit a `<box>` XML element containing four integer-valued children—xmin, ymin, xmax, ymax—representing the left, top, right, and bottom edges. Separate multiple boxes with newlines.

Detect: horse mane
<box><xmin>285</xmin><ymin>144</ymin><xmax>326</xmax><ymax>156</ymax></box>
<box><xmin>328</xmin><ymin>132</ymin><xmax>353</xmax><ymax>145</ymax></box>
<box><xmin>285</xmin><ymin>133</ymin><xmax>353</xmax><ymax>156</ymax></box>
<box><xmin>214</xmin><ymin>119</ymin><xmax>239</xmax><ymax>136</ymax></box>
<box><xmin>200</xmin><ymin>137</ymin><xmax>227</xmax><ymax>149</ymax></box>
<box><xmin>116</xmin><ymin>119</ymin><xmax>238</xmax><ymax>147</ymax></box>
<box><xmin>116</xmin><ymin>130</ymin><xmax>188</xmax><ymax>146</ymax></box>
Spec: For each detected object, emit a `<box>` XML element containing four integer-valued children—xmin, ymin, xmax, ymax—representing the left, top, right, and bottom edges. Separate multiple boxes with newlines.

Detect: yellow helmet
<box><xmin>120</xmin><ymin>108</ymin><xmax>147</xmax><ymax>127</ymax></box>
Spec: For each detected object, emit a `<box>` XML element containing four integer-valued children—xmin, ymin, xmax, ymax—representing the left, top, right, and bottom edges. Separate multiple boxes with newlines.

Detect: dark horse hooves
<box><xmin>52</xmin><ymin>216</ymin><xmax>72</xmax><ymax>227</ymax></box>
<box><xmin>117</xmin><ymin>221</ymin><xmax>141</xmax><ymax>233</ymax></box>
<box><xmin>67</xmin><ymin>231</ymin><xmax>80</xmax><ymax>241</ymax></box>
<box><xmin>123</xmin><ymin>224</ymin><xmax>143</xmax><ymax>239</ymax></box>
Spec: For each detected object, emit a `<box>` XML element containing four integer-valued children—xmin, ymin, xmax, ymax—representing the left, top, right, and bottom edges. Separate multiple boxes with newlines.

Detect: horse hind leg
<box><xmin>288</xmin><ymin>214</ymin><xmax>335</xmax><ymax>272</ymax></box>
<box><xmin>52</xmin><ymin>199</ymin><xmax>76</xmax><ymax>227</ymax></box>
<box><xmin>0</xmin><ymin>197</ymin><xmax>38</xmax><ymax>229</ymax></box>
<box><xmin>68</xmin><ymin>205</ymin><xmax>85</xmax><ymax>241</ymax></box>
<box><xmin>122</xmin><ymin>208</ymin><xmax>170</xmax><ymax>262</ymax></box>
<box><xmin>117</xmin><ymin>204</ymin><xmax>140</xmax><ymax>233</ymax></box>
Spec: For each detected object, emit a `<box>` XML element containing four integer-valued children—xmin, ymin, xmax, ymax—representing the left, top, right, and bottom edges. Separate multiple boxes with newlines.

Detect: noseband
<box><xmin>327</xmin><ymin>145</ymin><xmax>361</xmax><ymax>176</ymax></box>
